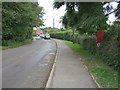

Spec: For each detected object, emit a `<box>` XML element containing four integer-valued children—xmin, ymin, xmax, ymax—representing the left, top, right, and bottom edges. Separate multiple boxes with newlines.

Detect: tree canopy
<box><xmin>54</xmin><ymin>2</ymin><xmax>119</xmax><ymax>34</ymax></box>
<box><xmin>2</xmin><ymin>2</ymin><xmax>44</xmax><ymax>42</ymax></box>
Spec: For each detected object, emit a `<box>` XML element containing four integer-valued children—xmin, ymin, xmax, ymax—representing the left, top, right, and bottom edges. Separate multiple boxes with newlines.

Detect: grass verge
<box><xmin>63</xmin><ymin>40</ymin><xmax>118</xmax><ymax>88</ymax></box>
<box><xmin>1</xmin><ymin>39</ymin><xmax>32</xmax><ymax>50</ymax></box>
<box><xmin>0</xmin><ymin>46</ymin><xmax>10</xmax><ymax>50</ymax></box>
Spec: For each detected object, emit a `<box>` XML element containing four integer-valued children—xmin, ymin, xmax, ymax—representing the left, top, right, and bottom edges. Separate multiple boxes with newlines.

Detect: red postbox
<box><xmin>95</xmin><ymin>30</ymin><xmax>104</xmax><ymax>47</ymax></box>
<box><xmin>96</xmin><ymin>30</ymin><xmax>104</xmax><ymax>43</ymax></box>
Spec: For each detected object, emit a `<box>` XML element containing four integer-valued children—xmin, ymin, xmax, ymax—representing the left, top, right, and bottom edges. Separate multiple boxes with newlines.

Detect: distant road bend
<box><xmin>2</xmin><ymin>38</ymin><xmax>56</xmax><ymax>88</ymax></box>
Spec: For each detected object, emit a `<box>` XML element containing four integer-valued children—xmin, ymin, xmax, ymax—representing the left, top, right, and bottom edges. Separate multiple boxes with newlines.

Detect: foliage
<box><xmin>63</xmin><ymin>40</ymin><xmax>91</xmax><ymax>57</ymax></box>
<box><xmin>115</xmin><ymin>2</ymin><xmax>120</xmax><ymax>19</ymax></box>
<box><xmin>99</xmin><ymin>23</ymin><xmax>120</xmax><ymax>70</ymax></box>
<box><xmin>43</xmin><ymin>28</ymin><xmax>62</xmax><ymax>34</ymax></box>
<box><xmin>43</xmin><ymin>27</ymin><xmax>73</xmax><ymax>34</ymax></box>
<box><xmin>2</xmin><ymin>2</ymin><xmax>44</xmax><ymax>45</ymax></box>
<box><xmin>2</xmin><ymin>39</ymin><xmax>32</xmax><ymax>49</ymax></box>
<box><xmin>54</xmin><ymin>2</ymin><xmax>107</xmax><ymax>34</ymax></box>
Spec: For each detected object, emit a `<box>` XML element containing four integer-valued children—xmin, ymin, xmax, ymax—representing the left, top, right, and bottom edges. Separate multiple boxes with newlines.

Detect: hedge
<box><xmin>50</xmin><ymin>28</ymin><xmax>120</xmax><ymax>71</ymax></box>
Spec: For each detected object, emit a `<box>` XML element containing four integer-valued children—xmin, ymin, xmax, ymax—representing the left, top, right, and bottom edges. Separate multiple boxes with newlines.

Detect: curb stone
<box><xmin>84</xmin><ymin>64</ymin><xmax>102</xmax><ymax>88</ymax></box>
<box><xmin>45</xmin><ymin>39</ymin><xmax>58</xmax><ymax>89</ymax></box>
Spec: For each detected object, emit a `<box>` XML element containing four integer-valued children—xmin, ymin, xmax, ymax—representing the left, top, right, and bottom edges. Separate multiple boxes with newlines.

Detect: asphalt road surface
<box><xmin>2</xmin><ymin>38</ymin><xmax>56</xmax><ymax>88</ymax></box>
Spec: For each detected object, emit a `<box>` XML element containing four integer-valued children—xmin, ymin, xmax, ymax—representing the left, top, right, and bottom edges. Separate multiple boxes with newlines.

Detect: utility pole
<box><xmin>53</xmin><ymin>18</ymin><xmax>55</xmax><ymax>28</ymax></box>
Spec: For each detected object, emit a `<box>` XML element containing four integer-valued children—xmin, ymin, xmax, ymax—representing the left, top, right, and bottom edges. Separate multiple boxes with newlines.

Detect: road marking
<box><xmin>38</xmin><ymin>64</ymin><xmax>48</xmax><ymax>67</ymax></box>
<box><xmin>49</xmin><ymin>53</ymin><xmax>55</xmax><ymax>55</ymax></box>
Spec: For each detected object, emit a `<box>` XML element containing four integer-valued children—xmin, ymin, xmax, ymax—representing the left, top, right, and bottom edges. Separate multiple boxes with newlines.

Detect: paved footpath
<box><xmin>49</xmin><ymin>39</ymin><xmax>97</xmax><ymax>88</ymax></box>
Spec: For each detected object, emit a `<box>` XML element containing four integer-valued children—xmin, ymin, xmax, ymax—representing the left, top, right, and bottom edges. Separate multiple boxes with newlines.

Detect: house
<box><xmin>33</xmin><ymin>28</ymin><xmax>44</xmax><ymax>36</ymax></box>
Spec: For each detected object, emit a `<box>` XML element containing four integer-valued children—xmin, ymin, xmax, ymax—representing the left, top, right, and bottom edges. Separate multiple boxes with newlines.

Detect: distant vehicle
<box><xmin>40</xmin><ymin>34</ymin><xmax>42</xmax><ymax>37</ymax></box>
<box><xmin>44</xmin><ymin>34</ymin><xmax>50</xmax><ymax>39</ymax></box>
<box><xmin>36</xmin><ymin>36</ymin><xmax>40</xmax><ymax>40</ymax></box>
<box><xmin>41</xmin><ymin>34</ymin><xmax>45</xmax><ymax>38</ymax></box>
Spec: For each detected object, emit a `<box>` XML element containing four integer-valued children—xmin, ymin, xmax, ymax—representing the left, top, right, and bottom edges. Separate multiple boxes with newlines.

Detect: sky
<box><xmin>38</xmin><ymin>0</ymin><xmax>118</xmax><ymax>28</ymax></box>
<box><xmin>106</xmin><ymin>2</ymin><xmax>118</xmax><ymax>24</ymax></box>
<box><xmin>38</xmin><ymin>0</ymin><xmax>66</xmax><ymax>28</ymax></box>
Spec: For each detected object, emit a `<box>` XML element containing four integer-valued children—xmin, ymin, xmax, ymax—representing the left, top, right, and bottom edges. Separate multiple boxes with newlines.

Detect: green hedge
<box><xmin>51</xmin><ymin>32</ymin><xmax>73</xmax><ymax>41</ymax></box>
<box><xmin>50</xmin><ymin>28</ymin><xmax>120</xmax><ymax>71</ymax></box>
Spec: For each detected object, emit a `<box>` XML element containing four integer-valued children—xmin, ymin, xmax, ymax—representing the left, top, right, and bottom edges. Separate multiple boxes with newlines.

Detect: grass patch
<box><xmin>0</xmin><ymin>46</ymin><xmax>10</xmax><ymax>50</ymax></box>
<box><xmin>0</xmin><ymin>46</ymin><xmax>2</xmax><ymax>50</ymax></box>
<box><xmin>63</xmin><ymin>40</ymin><xmax>92</xmax><ymax>57</ymax></box>
<box><xmin>62</xmin><ymin>40</ymin><xmax>118</xmax><ymax>88</ymax></box>
<box><xmin>84</xmin><ymin>59</ymin><xmax>118</xmax><ymax>88</ymax></box>
<box><xmin>2</xmin><ymin>39</ymin><xmax>32</xmax><ymax>50</ymax></box>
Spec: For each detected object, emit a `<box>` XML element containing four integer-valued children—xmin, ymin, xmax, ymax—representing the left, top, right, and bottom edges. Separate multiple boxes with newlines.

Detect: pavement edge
<box><xmin>84</xmin><ymin>64</ymin><xmax>102</xmax><ymax>88</ymax></box>
<box><xmin>45</xmin><ymin>39</ymin><xmax>58</xmax><ymax>88</ymax></box>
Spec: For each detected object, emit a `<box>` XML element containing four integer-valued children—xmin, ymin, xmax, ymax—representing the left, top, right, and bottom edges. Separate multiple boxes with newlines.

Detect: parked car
<box><xmin>41</xmin><ymin>34</ymin><xmax>45</xmax><ymax>38</ymax></box>
<box><xmin>44</xmin><ymin>34</ymin><xmax>50</xmax><ymax>39</ymax></box>
<box><xmin>36</xmin><ymin>36</ymin><xmax>40</xmax><ymax>40</ymax></box>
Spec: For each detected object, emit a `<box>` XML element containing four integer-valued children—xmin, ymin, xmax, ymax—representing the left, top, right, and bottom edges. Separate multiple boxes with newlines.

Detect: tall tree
<box><xmin>54</xmin><ymin>2</ymin><xmax>107</xmax><ymax>34</ymax></box>
<box><xmin>2</xmin><ymin>2</ymin><xmax>44</xmax><ymax>43</ymax></box>
<box><xmin>115</xmin><ymin>2</ymin><xmax>120</xmax><ymax>19</ymax></box>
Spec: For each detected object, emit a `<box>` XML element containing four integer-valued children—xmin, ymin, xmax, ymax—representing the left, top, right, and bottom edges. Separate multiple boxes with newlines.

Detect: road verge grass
<box><xmin>0</xmin><ymin>46</ymin><xmax>10</xmax><ymax>50</ymax></box>
<box><xmin>63</xmin><ymin>40</ymin><xmax>118</xmax><ymax>88</ymax></box>
<box><xmin>1</xmin><ymin>39</ymin><xmax>32</xmax><ymax>50</ymax></box>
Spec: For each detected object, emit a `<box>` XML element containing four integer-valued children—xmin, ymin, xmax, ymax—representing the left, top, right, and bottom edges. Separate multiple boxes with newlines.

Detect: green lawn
<box><xmin>1</xmin><ymin>39</ymin><xmax>32</xmax><ymax>50</ymax></box>
<box><xmin>0</xmin><ymin>46</ymin><xmax>10</xmax><ymax>50</ymax></box>
<box><xmin>63</xmin><ymin>40</ymin><xmax>92</xmax><ymax>57</ymax></box>
<box><xmin>63</xmin><ymin>40</ymin><xmax>118</xmax><ymax>88</ymax></box>
<box><xmin>0</xmin><ymin>46</ymin><xmax>2</xmax><ymax>50</ymax></box>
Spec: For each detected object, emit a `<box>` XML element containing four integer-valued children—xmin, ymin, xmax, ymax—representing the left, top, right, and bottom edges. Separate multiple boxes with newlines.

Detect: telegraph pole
<box><xmin>53</xmin><ymin>18</ymin><xmax>55</xmax><ymax>28</ymax></box>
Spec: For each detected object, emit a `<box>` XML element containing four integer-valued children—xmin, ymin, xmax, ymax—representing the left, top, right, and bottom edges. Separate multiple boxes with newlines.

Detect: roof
<box><xmin>35</xmin><ymin>29</ymin><xmax>44</xmax><ymax>34</ymax></box>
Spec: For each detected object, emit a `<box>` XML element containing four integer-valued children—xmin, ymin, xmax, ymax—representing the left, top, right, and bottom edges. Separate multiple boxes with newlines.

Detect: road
<box><xmin>2</xmin><ymin>38</ymin><xmax>56</xmax><ymax>88</ymax></box>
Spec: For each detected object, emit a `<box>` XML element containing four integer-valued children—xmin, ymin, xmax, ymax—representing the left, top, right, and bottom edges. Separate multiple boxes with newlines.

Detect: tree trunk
<box><xmin>72</xmin><ymin>28</ymin><xmax>75</xmax><ymax>44</ymax></box>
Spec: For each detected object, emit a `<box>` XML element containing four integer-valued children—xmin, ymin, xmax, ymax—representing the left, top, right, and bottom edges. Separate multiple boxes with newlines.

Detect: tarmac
<box><xmin>46</xmin><ymin>39</ymin><xmax>98</xmax><ymax>88</ymax></box>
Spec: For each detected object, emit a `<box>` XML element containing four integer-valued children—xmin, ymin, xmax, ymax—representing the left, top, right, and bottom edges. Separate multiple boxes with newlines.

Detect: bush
<box><xmin>98</xmin><ymin>26</ymin><xmax>120</xmax><ymax>70</ymax></box>
<box><xmin>82</xmin><ymin>37</ymin><xmax>96</xmax><ymax>54</ymax></box>
<box><xmin>2</xmin><ymin>39</ymin><xmax>32</xmax><ymax>48</ymax></box>
<box><xmin>2</xmin><ymin>40</ymin><xmax>14</xmax><ymax>46</ymax></box>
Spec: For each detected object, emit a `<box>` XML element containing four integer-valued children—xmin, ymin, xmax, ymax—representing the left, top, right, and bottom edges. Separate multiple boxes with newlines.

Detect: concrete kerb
<box><xmin>79</xmin><ymin>57</ymin><xmax>102</xmax><ymax>88</ymax></box>
<box><xmin>83</xmin><ymin>64</ymin><xmax>102</xmax><ymax>88</ymax></box>
<box><xmin>40</xmin><ymin>39</ymin><xmax>58</xmax><ymax>88</ymax></box>
<box><xmin>45</xmin><ymin>39</ymin><xmax>58</xmax><ymax>88</ymax></box>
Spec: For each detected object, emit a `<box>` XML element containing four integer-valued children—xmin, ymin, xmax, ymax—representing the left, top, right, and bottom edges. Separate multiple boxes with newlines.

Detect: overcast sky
<box><xmin>38</xmin><ymin>0</ymin><xmax>66</xmax><ymax>28</ymax></box>
<box><xmin>38</xmin><ymin>0</ymin><xmax>118</xmax><ymax>28</ymax></box>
